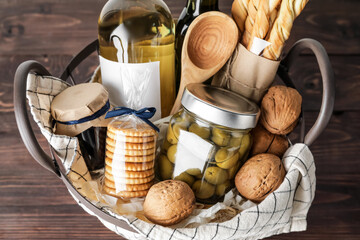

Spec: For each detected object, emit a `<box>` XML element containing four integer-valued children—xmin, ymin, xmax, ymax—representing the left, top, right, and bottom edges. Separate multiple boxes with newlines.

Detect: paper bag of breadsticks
<box><xmin>213</xmin><ymin>0</ymin><xmax>309</xmax><ymax>104</ymax></box>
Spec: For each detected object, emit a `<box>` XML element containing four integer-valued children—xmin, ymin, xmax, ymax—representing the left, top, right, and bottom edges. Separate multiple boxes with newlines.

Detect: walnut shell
<box><xmin>260</xmin><ymin>86</ymin><xmax>302</xmax><ymax>135</ymax></box>
<box><xmin>143</xmin><ymin>180</ymin><xmax>196</xmax><ymax>226</ymax></box>
<box><xmin>251</xmin><ymin>124</ymin><xmax>289</xmax><ymax>157</ymax></box>
<box><xmin>235</xmin><ymin>153</ymin><xmax>286</xmax><ymax>202</ymax></box>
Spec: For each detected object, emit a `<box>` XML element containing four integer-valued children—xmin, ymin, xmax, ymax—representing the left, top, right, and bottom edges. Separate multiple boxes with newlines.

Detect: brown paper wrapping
<box><xmin>212</xmin><ymin>44</ymin><xmax>280</xmax><ymax>104</ymax></box>
<box><xmin>51</xmin><ymin>83</ymin><xmax>111</xmax><ymax>137</ymax></box>
<box><xmin>55</xmin><ymin>114</ymin><xmax>110</xmax><ymax>137</ymax></box>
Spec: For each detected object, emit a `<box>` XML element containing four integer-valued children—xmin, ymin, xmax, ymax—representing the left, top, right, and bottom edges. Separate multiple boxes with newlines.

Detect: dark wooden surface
<box><xmin>1</xmin><ymin>0</ymin><xmax>359</xmax><ymax>239</ymax></box>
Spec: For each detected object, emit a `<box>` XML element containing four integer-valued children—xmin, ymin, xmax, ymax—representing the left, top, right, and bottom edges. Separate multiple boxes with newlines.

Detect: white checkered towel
<box><xmin>26</xmin><ymin>74</ymin><xmax>316</xmax><ymax>240</ymax></box>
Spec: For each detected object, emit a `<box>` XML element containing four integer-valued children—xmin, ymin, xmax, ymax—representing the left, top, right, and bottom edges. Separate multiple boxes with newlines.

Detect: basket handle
<box><xmin>277</xmin><ymin>38</ymin><xmax>335</xmax><ymax>146</ymax></box>
<box><xmin>14</xmin><ymin>61</ymin><xmax>61</xmax><ymax>176</ymax></box>
<box><xmin>13</xmin><ymin>60</ymin><xmax>139</xmax><ymax>233</ymax></box>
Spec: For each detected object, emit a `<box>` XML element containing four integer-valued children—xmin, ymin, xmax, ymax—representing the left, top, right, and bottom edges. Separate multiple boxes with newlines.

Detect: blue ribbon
<box><xmin>105</xmin><ymin>107</ymin><xmax>159</xmax><ymax>132</ymax></box>
<box><xmin>55</xmin><ymin>100</ymin><xmax>110</xmax><ymax>126</ymax></box>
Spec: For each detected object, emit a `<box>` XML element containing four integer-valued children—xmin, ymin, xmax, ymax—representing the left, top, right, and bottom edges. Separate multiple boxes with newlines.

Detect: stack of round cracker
<box><xmin>103</xmin><ymin>121</ymin><xmax>157</xmax><ymax>198</ymax></box>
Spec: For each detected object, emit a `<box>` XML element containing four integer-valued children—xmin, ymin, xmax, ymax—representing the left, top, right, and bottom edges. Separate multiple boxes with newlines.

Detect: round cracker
<box><xmin>108</xmin><ymin>122</ymin><xmax>156</xmax><ymax>137</ymax></box>
<box><xmin>103</xmin><ymin>185</ymin><xmax>148</xmax><ymax>198</ymax></box>
<box><xmin>104</xmin><ymin>174</ymin><xmax>154</xmax><ymax>184</ymax></box>
<box><xmin>106</xmin><ymin>150</ymin><xmax>155</xmax><ymax>161</ymax></box>
<box><xmin>106</xmin><ymin>137</ymin><xmax>155</xmax><ymax>150</ymax></box>
<box><xmin>107</xmin><ymin>130</ymin><xmax>155</xmax><ymax>143</ymax></box>
<box><xmin>106</xmin><ymin>153</ymin><xmax>155</xmax><ymax>163</ymax></box>
<box><xmin>105</xmin><ymin>157</ymin><xmax>154</xmax><ymax>171</ymax></box>
<box><xmin>105</xmin><ymin>164</ymin><xmax>154</xmax><ymax>178</ymax></box>
<box><xmin>106</xmin><ymin>144</ymin><xmax>155</xmax><ymax>156</ymax></box>
<box><xmin>104</xmin><ymin>178</ymin><xmax>153</xmax><ymax>191</ymax></box>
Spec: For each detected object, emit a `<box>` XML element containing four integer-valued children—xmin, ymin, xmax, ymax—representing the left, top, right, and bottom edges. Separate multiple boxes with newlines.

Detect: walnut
<box><xmin>251</xmin><ymin>124</ymin><xmax>289</xmax><ymax>157</ymax></box>
<box><xmin>260</xmin><ymin>86</ymin><xmax>302</xmax><ymax>135</ymax></box>
<box><xmin>235</xmin><ymin>153</ymin><xmax>286</xmax><ymax>202</ymax></box>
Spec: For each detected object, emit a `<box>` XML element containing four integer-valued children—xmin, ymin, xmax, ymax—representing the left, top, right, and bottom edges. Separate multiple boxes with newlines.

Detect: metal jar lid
<box><xmin>181</xmin><ymin>83</ymin><xmax>260</xmax><ymax>129</ymax></box>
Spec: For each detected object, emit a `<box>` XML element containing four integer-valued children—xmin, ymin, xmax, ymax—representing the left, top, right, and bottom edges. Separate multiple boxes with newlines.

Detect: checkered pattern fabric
<box><xmin>26</xmin><ymin>73</ymin><xmax>91</xmax><ymax>188</ymax></box>
<box><xmin>26</xmin><ymin>74</ymin><xmax>316</xmax><ymax>240</ymax></box>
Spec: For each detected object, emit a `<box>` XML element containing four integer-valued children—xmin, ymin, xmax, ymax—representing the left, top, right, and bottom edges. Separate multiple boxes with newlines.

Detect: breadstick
<box><xmin>263</xmin><ymin>0</ymin><xmax>309</xmax><ymax>60</ymax></box>
<box><xmin>266</xmin><ymin>6</ymin><xmax>279</xmax><ymax>40</ymax></box>
<box><xmin>242</xmin><ymin>0</ymin><xmax>281</xmax><ymax>48</ymax></box>
<box><xmin>247</xmin><ymin>0</ymin><xmax>270</xmax><ymax>51</ymax></box>
<box><xmin>270</xmin><ymin>0</ymin><xmax>282</xmax><ymax>13</ymax></box>
<box><xmin>241</xmin><ymin>0</ymin><xmax>259</xmax><ymax>47</ymax></box>
<box><xmin>232</xmin><ymin>0</ymin><xmax>250</xmax><ymax>34</ymax></box>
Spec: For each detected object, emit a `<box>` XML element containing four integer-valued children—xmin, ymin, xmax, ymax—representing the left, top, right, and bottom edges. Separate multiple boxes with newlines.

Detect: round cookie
<box><xmin>103</xmin><ymin>185</ymin><xmax>149</xmax><ymax>198</ymax></box>
<box><xmin>107</xmin><ymin>131</ymin><xmax>155</xmax><ymax>143</ymax></box>
<box><xmin>105</xmin><ymin>164</ymin><xmax>154</xmax><ymax>178</ymax></box>
<box><xmin>108</xmin><ymin>122</ymin><xmax>156</xmax><ymax>137</ymax></box>
<box><xmin>105</xmin><ymin>157</ymin><xmax>154</xmax><ymax>171</ymax></box>
<box><xmin>104</xmin><ymin>178</ymin><xmax>153</xmax><ymax>191</ymax></box>
<box><xmin>105</xmin><ymin>151</ymin><xmax>155</xmax><ymax>162</ymax></box>
<box><xmin>106</xmin><ymin>147</ymin><xmax>156</xmax><ymax>156</ymax></box>
<box><xmin>104</xmin><ymin>174</ymin><xmax>155</xmax><ymax>184</ymax></box>
<box><xmin>106</xmin><ymin>137</ymin><xmax>155</xmax><ymax>150</ymax></box>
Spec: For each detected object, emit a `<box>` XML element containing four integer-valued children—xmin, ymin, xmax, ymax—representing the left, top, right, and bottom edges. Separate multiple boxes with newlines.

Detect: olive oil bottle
<box><xmin>175</xmin><ymin>0</ymin><xmax>219</xmax><ymax>92</ymax></box>
<box><xmin>98</xmin><ymin>0</ymin><xmax>175</xmax><ymax>120</ymax></box>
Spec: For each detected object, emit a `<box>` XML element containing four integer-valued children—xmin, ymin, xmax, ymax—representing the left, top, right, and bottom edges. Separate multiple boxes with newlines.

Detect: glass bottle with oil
<box><xmin>98</xmin><ymin>0</ymin><xmax>175</xmax><ymax>119</ymax></box>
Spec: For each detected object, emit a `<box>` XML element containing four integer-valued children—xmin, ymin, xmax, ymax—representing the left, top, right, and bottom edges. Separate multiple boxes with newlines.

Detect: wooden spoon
<box><xmin>170</xmin><ymin>11</ymin><xmax>239</xmax><ymax>115</ymax></box>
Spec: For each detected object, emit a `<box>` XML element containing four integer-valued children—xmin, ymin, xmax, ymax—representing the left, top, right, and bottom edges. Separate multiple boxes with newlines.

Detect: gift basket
<box><xmin>14</xmin><ymin>0</ymin><xmax>335</xmax><ymax>239</ymax></box>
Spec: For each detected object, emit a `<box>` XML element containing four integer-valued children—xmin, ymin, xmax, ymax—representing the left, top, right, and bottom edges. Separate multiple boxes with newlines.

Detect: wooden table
<box><xmin>1</xmin><ymin>0</ymin><xmax>359</xmax><ymax>239</ymax></box>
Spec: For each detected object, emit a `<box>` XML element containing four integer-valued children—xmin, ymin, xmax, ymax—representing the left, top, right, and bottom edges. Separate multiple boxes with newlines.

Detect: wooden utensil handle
<box><xmin>170</xmin><ymin>83</ymin><xmax>185</xmax><ymax>115</ymax></box>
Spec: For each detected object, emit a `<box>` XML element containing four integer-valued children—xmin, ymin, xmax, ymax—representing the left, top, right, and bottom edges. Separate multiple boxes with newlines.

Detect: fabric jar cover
<box><xmin>51</xmin><ymin>82</ymin><xmax>111</xmax><ymax>137</ymax></box>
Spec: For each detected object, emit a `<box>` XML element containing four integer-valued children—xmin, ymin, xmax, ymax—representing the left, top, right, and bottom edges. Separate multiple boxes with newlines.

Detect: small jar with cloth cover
<box><xmin>51</xmin><ymin>82</ymin><xmax>111</xmax><ymax>171</ymax></box>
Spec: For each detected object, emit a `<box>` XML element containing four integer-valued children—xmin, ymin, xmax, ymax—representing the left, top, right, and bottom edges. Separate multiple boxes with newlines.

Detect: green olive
<box><xmin>158</xmin><ymin>155</ymin><xmax>173</xmax><ymax>180</ymax></box>
<box><xmin>195</xmin><ymin>173</ymin><xmax>204</xmax><ymax>179</ymax></box>
<box><xmin>215</xmin><ymin>147</ymin><xmax>240</xmax><ymax>169</ymax></box>
<box><xmin>189</xmin><ymin>123</ymin><xmax>210</xmax><ymax>139</ymax></box>
<box><xmin>174</xmin><ymin>172</ymin><xmax>195</xmax><ymax>187</ymax></box>
<box><xmin>239</xmin><ymin>134</ymin><xmax>251</xmax><ymax>159</ymax></box>
<box><xmin>162</xmin><ymin>139</ymin><xmax>172</xmax><ymax>152</ymax></box>
<box><xmin>166</xmin><ymin>116</ymin><xmax>189</xmax><ymax>144</ymax></box>
<box><xmin>192</xmin><ymin>180</ymin><xmax>215</xmax><ymax>199</ymax></box>
<box><xmin>216</xmin><ymin>181</ymin><xmax>231</xmax><ymax>196</ymax></box>
<box><xmin>204</xmin><ymin>166</ymin><xmax>228</xmax><ymax>185</ymax></box>
<box><xmin>211</xmin><ymin>128</ymin><xmax>231</xmax><ymax>146</ymax></box>
<box><xmin>228</xmin><ymin>161</ymin><xmax>241</xmax><ymax>179</ymax></box>
<box><xmin>229</xmin><ymin>136</ymin><xmax>243</xmax><ymax>148</ymax></box>
<box><xmin>173</xmin><ymin>122</ymin><xmax>188</xmax><ymax>136</ymax></box>
<box><xmin>186</xmin><ymin>168</ymin><xmax>202</xmax><ymax>176</ymax></box>
<box><xmin>166</xmin><ymin>124</ymin><xmax>178</xmax><ymax>144</ymax></box>
<box><xmin>167</xmin><ymin>144</ymin><xmax>178</xmax><ymax>163</ymax></box>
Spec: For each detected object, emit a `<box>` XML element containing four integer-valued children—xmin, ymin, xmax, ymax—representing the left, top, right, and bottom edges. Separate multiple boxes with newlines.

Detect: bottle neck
<box><xmin>186</xmin><ymin>0</ymin><xmax>219</xmax><ymax>15</ymax></box>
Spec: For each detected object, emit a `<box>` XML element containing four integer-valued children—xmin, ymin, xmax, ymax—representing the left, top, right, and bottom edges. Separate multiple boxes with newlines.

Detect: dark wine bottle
<box><xmin>175</xmin><ymin>0</ymin><xmax>219</xmax><ymax>92</ymax></box>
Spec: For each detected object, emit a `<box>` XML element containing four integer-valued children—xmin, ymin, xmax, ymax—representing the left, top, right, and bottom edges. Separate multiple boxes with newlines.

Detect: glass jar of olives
<box><xmin>157</xmin><ymin>83</ymin><xmax>260</xmax><ymax>203</ymax></box>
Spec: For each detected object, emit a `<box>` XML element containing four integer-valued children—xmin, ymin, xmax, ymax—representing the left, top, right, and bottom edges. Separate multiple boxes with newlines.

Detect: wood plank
<box><xmin>0</xmin><ymin>0</ymin><xmax>359</xmax><ymax>55</ymax></box>
<box><xmin>0</xmin><ymin>54</ymin><xmax>99</xmax><ymax>113</ymax></box>
<box><xmin>1</xmin><ymin>110</ymin><xmax>359</xmax><ymax>239</ymax></box>
<box><xmin>278</xmin><ymin>55</ymin><xmax>360</xmax><ymax>111</ymax></box>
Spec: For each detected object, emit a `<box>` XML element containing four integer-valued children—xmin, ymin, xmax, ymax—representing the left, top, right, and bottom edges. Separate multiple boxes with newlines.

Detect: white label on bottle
<box><xmin>99</xmin><ymin>56</ymin><xmax>161</xmax><ymax>121</ymax></box>
<box><xmin>173</xmin><ymin>130</ymin><xmax>215</xmax><ymax>177</ymax></box>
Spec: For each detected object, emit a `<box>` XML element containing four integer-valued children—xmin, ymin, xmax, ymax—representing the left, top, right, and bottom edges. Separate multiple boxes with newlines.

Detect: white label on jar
<box><xmin>173</xmin><ymin>130</ymin><xmax>215</xmax><ymax>177</ymax></box>
<box><xmin>99</xmin><ymin>56</ymin><xmax>161</xmax><ymax>121</ymax></box>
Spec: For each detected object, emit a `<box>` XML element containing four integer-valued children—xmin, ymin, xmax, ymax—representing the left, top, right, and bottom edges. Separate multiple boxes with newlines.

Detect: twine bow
<box><xmin>105</xmin><ymin>107</ymin><xmax>159</xmax><ymax>132</ymax></box>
